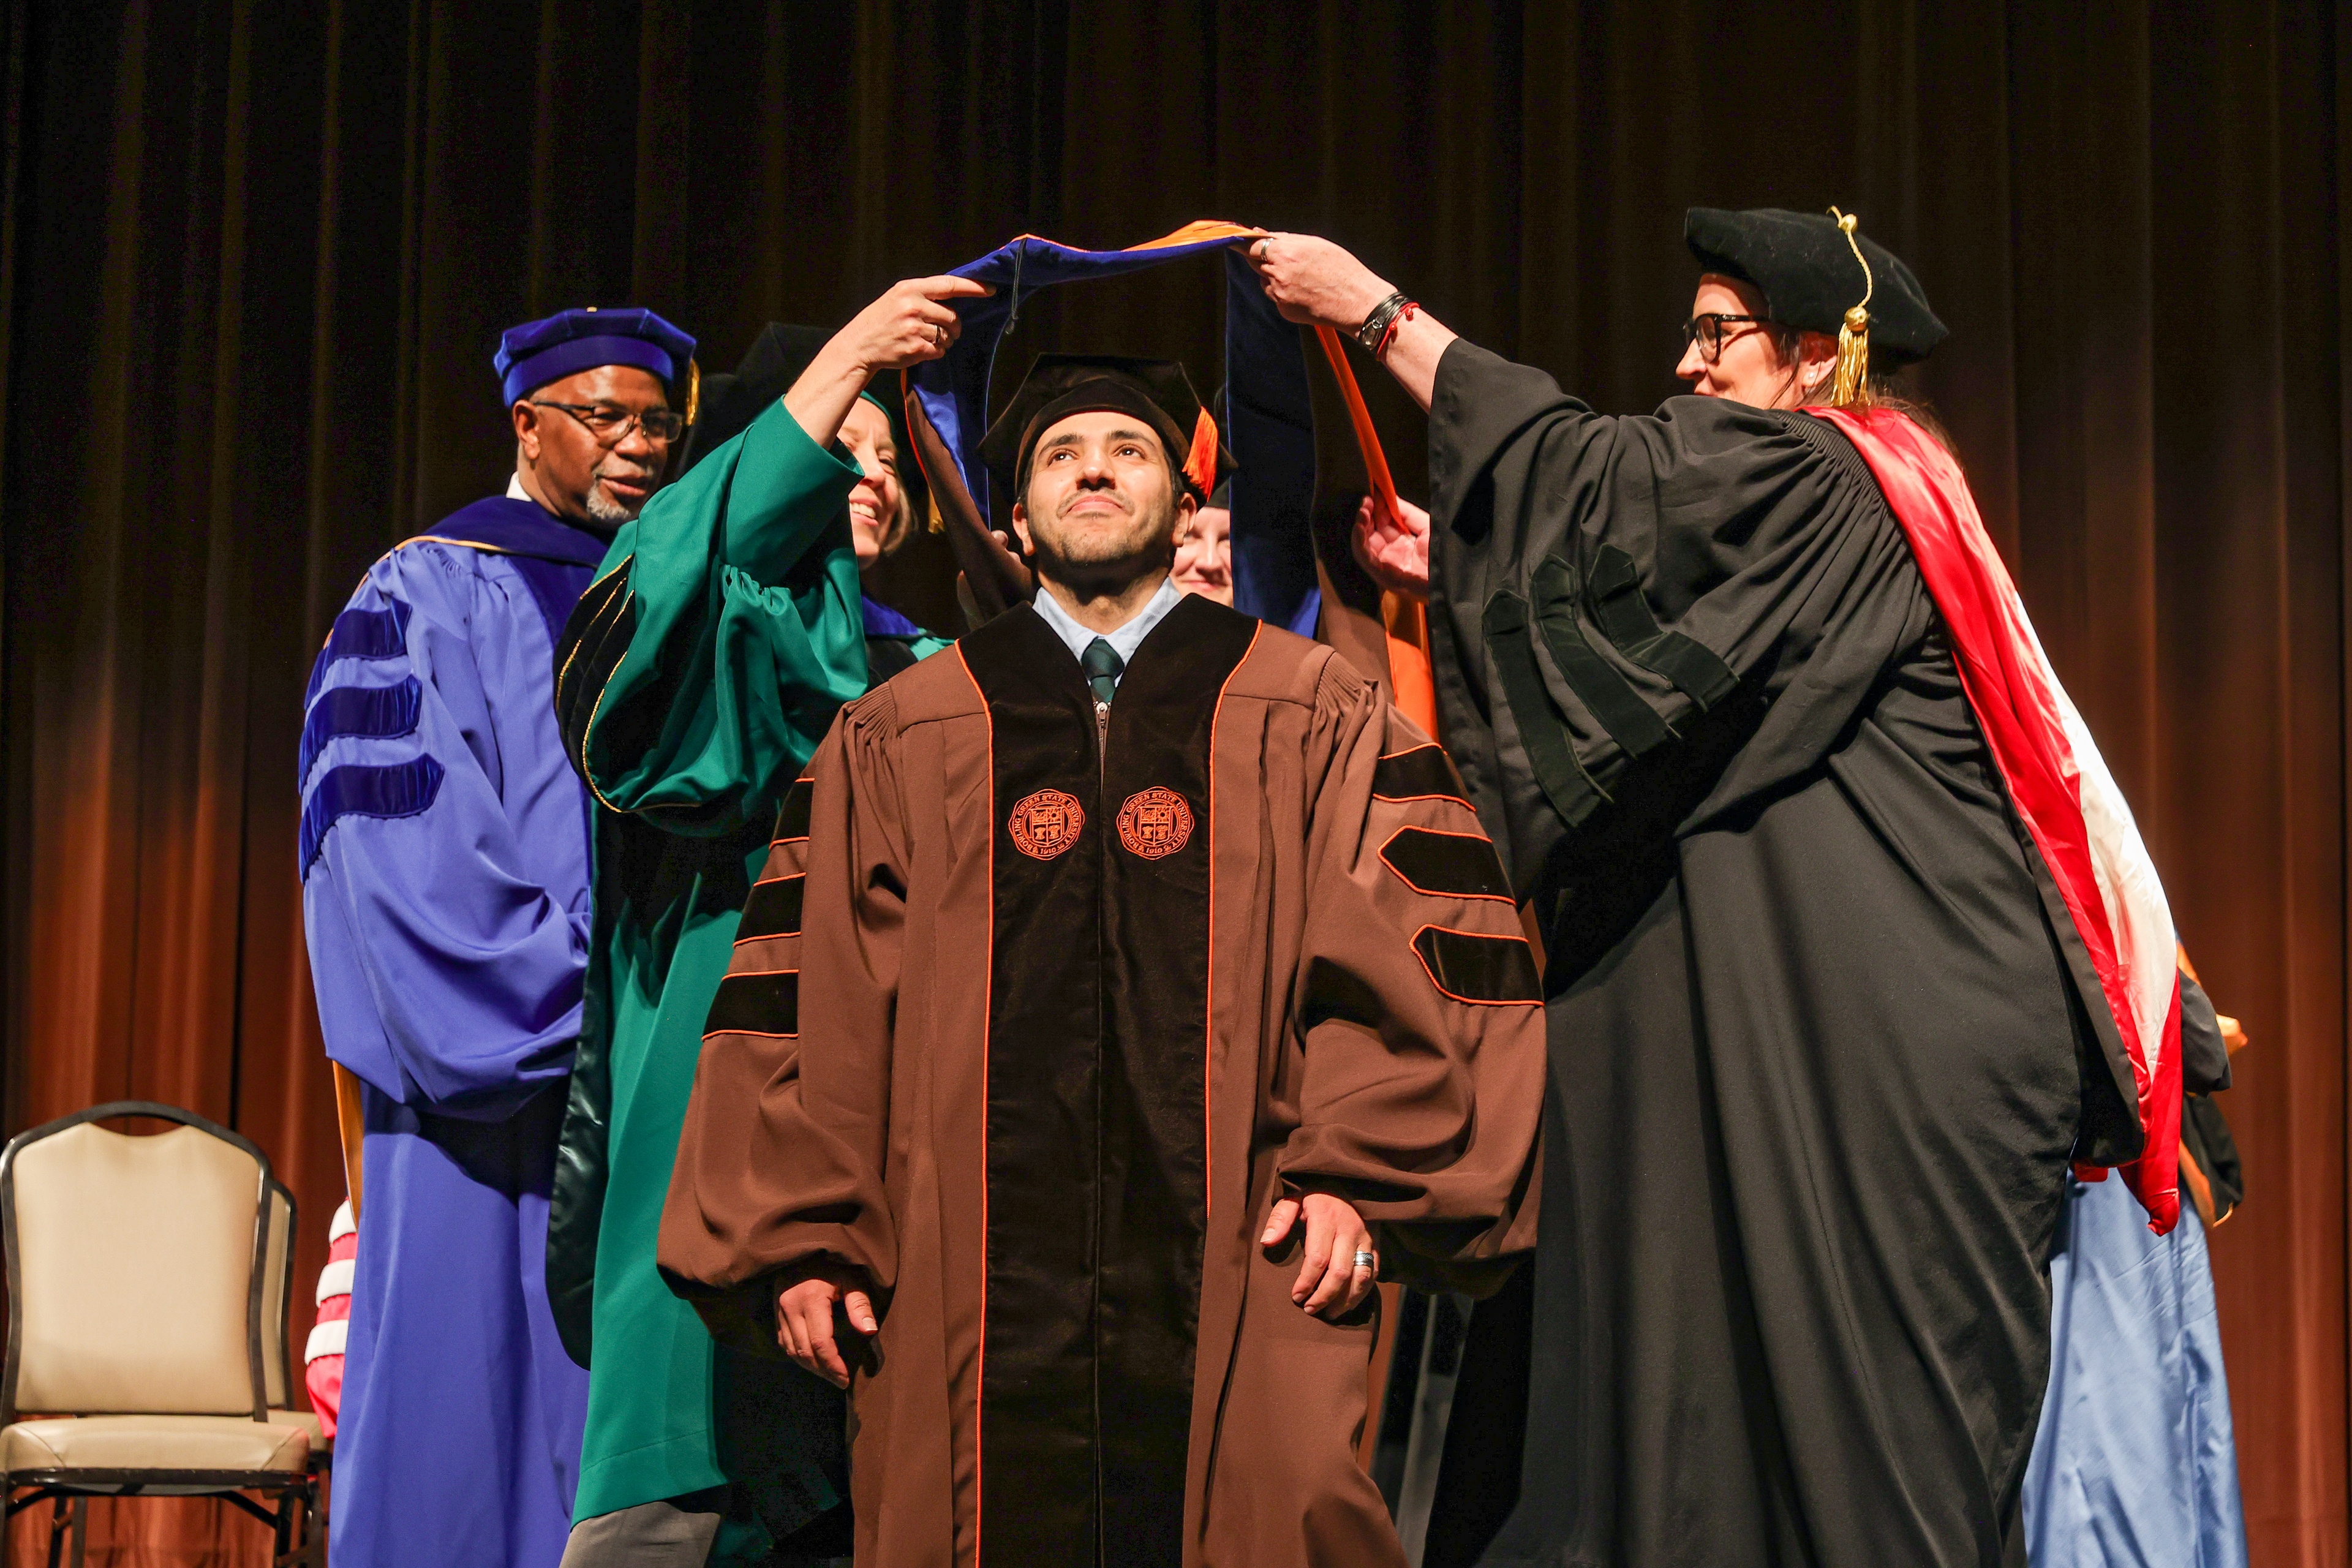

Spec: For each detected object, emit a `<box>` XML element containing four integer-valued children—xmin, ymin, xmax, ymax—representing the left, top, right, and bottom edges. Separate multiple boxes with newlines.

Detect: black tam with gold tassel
<box><xmin>1684</xmin><ymin>206</ymin><xmax>1948</xmax><ymax>377</ymax></box>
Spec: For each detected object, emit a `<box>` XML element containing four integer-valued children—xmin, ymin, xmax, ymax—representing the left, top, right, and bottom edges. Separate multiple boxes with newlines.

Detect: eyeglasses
<box><xmin>530</xmin><ymin>400</ymin><xmax>685</xmax><ymax>445</ymax></box>
<box><xmin>1679</xmin><ymin>313</ymin><xmax>1775</xmax><ymax>364</ymax></box>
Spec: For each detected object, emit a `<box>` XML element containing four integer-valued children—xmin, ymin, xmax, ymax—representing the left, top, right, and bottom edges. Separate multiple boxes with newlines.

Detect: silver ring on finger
<box><xmin>1352</xmin><ymin>1248</ymin><xmax>1376</xmax><ymax>1272</ymax></box>
<box><xmin>933</xmin><ymin>324</ymin><xmax>946</xmax><ymax>347</ymax></box>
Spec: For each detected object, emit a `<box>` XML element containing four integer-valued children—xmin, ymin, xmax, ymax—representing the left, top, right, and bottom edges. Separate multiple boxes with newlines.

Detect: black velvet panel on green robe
<box><xmin>1415</xmin><ymin>342</ymin><xmax>2116</xmax><ymax>1568</ymax></box>
<box><xmin>957</xmin><ymin>595</ymin><xmax>1257</xmax><ymax>1568</ymax></box>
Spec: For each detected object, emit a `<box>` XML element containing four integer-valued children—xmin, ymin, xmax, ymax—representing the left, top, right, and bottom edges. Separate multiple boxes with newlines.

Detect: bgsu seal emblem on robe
<box><xmin>1117</xmin><ymin>787</ymin><xmax>1194</xmax><ymax>859</ymax></box>
<box><xmin>1008</xmin><ymin>789</ymin><xmax>1085</xmax><ymax>860</ymax></box>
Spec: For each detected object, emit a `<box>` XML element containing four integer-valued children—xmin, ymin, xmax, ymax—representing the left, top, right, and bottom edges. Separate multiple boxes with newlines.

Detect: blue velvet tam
<box><xmin>494</xmin><ymin>307</ymin><xmax>697</xmax><ymax>405</ymax></box>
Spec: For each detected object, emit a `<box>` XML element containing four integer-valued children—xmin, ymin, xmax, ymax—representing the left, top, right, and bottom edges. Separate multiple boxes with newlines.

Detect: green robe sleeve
<box><xmin>556</xmin><ymin>397</ymin><xmax>873</xmax><ymax>839</ymax></box>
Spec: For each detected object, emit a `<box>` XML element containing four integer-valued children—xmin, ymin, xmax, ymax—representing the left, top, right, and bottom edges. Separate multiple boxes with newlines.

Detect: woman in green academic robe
<box><xmin>546</xmin><ymin>275</ymin><xmax>984</xmax><ymax>1567</ymax></box>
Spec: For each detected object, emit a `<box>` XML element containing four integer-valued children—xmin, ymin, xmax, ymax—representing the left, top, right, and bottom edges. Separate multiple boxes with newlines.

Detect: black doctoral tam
<box><xmin>1685</xmin><ymin>206</ymin><xmax>1948</xmax><ymax>364</ymax></box>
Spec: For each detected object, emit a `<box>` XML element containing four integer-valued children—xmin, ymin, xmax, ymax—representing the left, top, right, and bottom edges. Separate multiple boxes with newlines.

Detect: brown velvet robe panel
<box><xmin>659</xmin><ymin>600</ymin><xmax>1544</xmax><ymax>1568</ymax></box>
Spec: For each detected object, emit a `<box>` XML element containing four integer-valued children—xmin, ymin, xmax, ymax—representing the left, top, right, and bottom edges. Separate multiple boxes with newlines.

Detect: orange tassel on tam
<box><xmin>1185</xmin><ymin>407</ymin><xmax>1219</xmax><ymax>496</ymax></box>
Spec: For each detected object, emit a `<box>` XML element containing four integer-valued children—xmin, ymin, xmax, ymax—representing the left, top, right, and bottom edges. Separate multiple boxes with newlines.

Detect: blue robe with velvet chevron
<box><xmin>300</xmin><ymin>496</ymin><xmax>603</xmax><ymax>1568</ymax></box>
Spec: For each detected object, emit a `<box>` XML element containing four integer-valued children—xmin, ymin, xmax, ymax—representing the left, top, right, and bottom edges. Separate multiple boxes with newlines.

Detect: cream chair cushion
<box><xmin>10</xmin><ymin>1122</ymin><xmax>261</xmax><ymax>1414</ymax></box>
<box><xmin>269</xmin><ymin>1408</ymin><xmax>325</xmax><ymax>1450</ymax></box>
<box><xmin>2</xmin><ymin>1415</ymin><xmax>308</xmax><ymax>1473</ymax></box>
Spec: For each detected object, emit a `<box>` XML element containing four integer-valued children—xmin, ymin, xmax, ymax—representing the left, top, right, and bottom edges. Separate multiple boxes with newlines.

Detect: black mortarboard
<box><xmin>676</xmin><ymin>323</ymin><xmax>828</xmax><ymax>475</ymax></box>
<box><xmin>1684</xmin><ymin>207</ymin><xmax>1947</xmax><ymax>366</ymax></box>
<box><xmin>977</xmin><ymin>354</ymin><xmax>1232</xmax><ymax>510</ymax></box>
<box><xmin>678</xmin><ymin>324</ymin><xmax>927</xmax><ymax>527</ymax></box>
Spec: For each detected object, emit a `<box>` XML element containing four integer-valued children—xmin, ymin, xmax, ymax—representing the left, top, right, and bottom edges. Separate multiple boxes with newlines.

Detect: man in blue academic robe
<box><xmin>300</xmin><ymin>307</ymin><xmax>696</xmax><ymax>1567</ymax></box>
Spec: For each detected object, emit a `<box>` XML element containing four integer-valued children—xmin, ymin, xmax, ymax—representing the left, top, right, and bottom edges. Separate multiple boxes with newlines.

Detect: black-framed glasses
<box><xmin>530</xmin><ymin>399</ymin><xmax>685</xmax><ymax>445</ymax></box>
<box><xmin>1679</xmin><ymin>313</ymin><xmax>1774</xmax><ymax>364</ymax></box>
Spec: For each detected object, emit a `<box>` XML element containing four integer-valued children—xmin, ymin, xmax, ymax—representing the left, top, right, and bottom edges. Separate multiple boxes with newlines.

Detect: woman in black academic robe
<box><xmin>1239</xmin><ymin>214</ymin><xmax>2184</xmax><ymax>1568</ymax></box>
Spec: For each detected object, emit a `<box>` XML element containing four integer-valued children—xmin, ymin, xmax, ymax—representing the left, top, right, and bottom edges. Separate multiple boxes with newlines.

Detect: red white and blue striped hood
<box><xmin>1815</xmin><ymin>407</ymin><xmax>2184</xmax><ymax>1235</ymax></box>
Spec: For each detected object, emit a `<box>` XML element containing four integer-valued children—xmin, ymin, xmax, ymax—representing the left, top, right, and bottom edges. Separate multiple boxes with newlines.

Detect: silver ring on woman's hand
<box><xmin>1352</xmin><ymin>1249</ymin><xmax>1376</xmax><ymax>1272</ymax></box>
<box><xmin>1253</xmin><ymin>238</ymin><xmax>1270</xmax><ymax>258</ymax></box>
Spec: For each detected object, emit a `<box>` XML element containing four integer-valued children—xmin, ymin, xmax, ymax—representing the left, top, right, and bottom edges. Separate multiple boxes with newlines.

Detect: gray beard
<box><xmin>584</xmin><ymin>486</ymin><xmax>635</xmax><ymax>525</ymax></box>
<box><xmin>584</xmin><ymin>461</ymin><xmax>645</xmax><ymax>525</ymax></box>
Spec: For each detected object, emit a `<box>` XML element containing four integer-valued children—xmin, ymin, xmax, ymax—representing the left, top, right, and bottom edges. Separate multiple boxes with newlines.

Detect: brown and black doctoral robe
<box><xmin>657</xmin><ymin>592</ymin><xmax>1545</xmax><ymax>1568</ymax></box>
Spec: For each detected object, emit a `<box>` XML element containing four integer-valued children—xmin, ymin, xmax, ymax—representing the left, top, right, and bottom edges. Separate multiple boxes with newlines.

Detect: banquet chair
<box><xmin>0</xmin><ymin>1102</ymin><xmax>319</xmax><ymax>1566</ymax></box>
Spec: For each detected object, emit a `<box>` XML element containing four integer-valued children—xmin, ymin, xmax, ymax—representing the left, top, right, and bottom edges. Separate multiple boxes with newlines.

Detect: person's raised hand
<box><xmin>1354</xmin><ymin>494</ymin><xmax>1431</xmax><ymax>598</ymax></box>
<box><xmin>1260</xmin><ymin>1190</ymin><xmax>1378</xmax><ymax>1320</ymax></box>
<box><xmin>776</xmin><ymin>1273</ymin><xmax>880</xmax><ymax>1389</ymax></box>
<box><xmin>834</xmin><ymin>275</ymin><xmax>995</xmax><ymax>373</ymax></box>
<box><xmin>1243</xmin><ymin>233</ymin><xmax>1396</xmax><ymax>333</ymax></box>
<box><xmin>787</xmin><ymin>276</ymin><xmax>994</xmax><ymax>451</ymax></box>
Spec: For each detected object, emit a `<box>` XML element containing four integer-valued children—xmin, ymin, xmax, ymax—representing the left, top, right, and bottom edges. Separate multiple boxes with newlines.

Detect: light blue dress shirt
<box><xmin>1031</xmin><ymin>575</ymin><xmax>1182</xmax><ymax>692</ymax></box>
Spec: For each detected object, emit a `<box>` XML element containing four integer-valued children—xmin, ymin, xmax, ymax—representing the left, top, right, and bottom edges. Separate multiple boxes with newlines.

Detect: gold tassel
<box><xmin>1828</xmin><ymin>208</ymin><xmax>1874</xmax><ymax>407</ymax></box>
<box><xmin>684</xmin><ymin>360</ymin><xmax>701</xmax><ymax>426</ymax></box>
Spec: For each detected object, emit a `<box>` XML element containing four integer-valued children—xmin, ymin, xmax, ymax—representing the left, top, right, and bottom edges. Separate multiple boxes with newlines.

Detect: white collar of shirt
<box><xmin>507</xmin><ymin>472</ymin><xmax>531</xmax><ymax>502</ymax></box>
<box><xmin>1031</xmin><ymin>575</ymin><xmax>1182</xmax><ymax>682</ymax></box>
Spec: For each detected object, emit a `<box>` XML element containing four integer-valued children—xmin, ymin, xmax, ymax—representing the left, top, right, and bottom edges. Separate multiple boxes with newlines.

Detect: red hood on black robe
<box><xmin>1814</xmin><ymin>406</ymin><xmax>2184</xmax><ymax>1235</ymax></box>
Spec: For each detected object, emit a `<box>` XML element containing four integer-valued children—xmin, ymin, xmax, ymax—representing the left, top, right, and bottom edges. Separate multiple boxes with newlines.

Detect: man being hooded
<box><xmin>656</xmin><ymin>353</ymin><xmax>1547</xmax><ymax>1568</ymax></box>
<box><xmin>1247</xmin><ymin>213</ymin><xmax>2205</xmax><ymax>1567</ymax></box>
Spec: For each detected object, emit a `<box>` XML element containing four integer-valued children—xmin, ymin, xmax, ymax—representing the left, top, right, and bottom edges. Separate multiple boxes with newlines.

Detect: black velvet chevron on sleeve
<box><xmin>1381</xmin><ymin>827</ymin><xmax>1515</xmax><ymax>902</ymax></box>
<box><xmin>1482</xmin><ymin>589</ymin><xmax>1605</xmax><ymax>831</ymax></box>
<box><xmin>1411</xmin><ymin>925</ymin><xmax>1543</xmax><ymax>1005</ymax></box>
<box><xmin>1529</xmin><ymin>556</ymin><xmax>1676</xmax><ymax>758</ymax></box>
<box><xmin>737</xmin><ymin>873</ymin><xmax>806</xmax><ymax>943</ymax></box>
<box><xmin>1373</xmin><ymin>743</ymin><xmax>1474</xmax><ymax>807</ymax></box>
<box><xmin>772</xmin><ymin>776</ymin><xmax>815</xmax><ymax>842</ymax></box>
<box><xmin>1583</xmin><ymin>545</ymin><xmax>1737</xmax><ymax>710</ymax></box>
<box><xmin>705</xmin><ymin>968</ymin><xmax>801</xmax><ymax>1038</ymax></box>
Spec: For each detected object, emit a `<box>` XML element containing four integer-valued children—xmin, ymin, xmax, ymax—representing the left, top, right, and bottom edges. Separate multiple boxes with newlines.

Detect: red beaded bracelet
<box><xmin>1374</xmin><ymin>301</ymin><xmax>1419</xmax><ymax>361</ymax></box>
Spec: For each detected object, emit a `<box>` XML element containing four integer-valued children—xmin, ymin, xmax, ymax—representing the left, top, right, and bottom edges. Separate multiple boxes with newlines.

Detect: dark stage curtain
<box><xmin>0</xmin><ymin>2</ymin><xmax>2343</xmax><ymax>1563</ymax></box>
